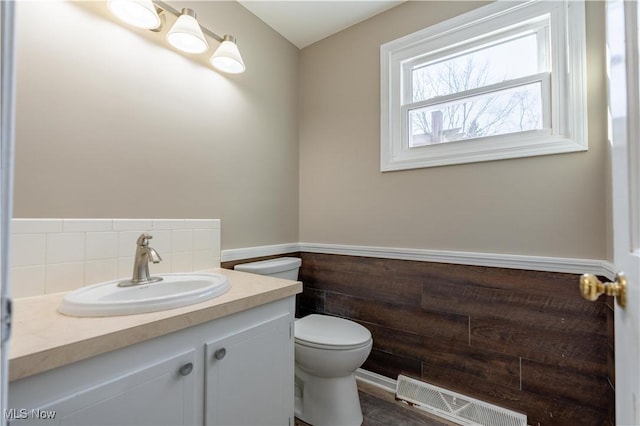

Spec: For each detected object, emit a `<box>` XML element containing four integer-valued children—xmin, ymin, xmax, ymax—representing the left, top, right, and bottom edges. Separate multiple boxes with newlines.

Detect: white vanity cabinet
<box><xmin>205</xmin><ymin>313</ymin><xmax>292</xmax><ymax>426</ymax></box>
<box><xmin>8</xmin><ymin>297</ymin><xmax>295</xmax><ymax>426</ymax></box>
<box><xmin>9</xmin><ymin>349</ymin><xmax>198</xmax><ymax>426</ymax></box>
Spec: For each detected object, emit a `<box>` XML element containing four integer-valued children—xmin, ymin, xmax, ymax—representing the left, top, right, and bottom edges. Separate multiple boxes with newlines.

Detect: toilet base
<box><xmin>295</xmin><ymin>367</ymin><xmax>363</xmax><ymax>426</ymax></box>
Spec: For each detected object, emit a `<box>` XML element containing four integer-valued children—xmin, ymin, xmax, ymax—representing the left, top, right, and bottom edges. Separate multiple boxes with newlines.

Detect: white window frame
<box><xmin>380</xmin><ymin>0</ymin><xmax>587</xmax><ymax>171</ymax></box>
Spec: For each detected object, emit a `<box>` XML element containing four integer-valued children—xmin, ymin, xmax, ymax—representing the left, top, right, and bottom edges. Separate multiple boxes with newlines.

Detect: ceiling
<box><xmin>238</xmin><ymin>1</ymin><xmax>404</xmax><ymax>49</ymax></box>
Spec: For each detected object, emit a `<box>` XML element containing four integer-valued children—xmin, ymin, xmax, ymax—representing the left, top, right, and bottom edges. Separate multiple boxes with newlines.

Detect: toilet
<box><xmin>234</xmin><ymin>257</ymin><xmax>373</xmax><ymax>426</ymax></box>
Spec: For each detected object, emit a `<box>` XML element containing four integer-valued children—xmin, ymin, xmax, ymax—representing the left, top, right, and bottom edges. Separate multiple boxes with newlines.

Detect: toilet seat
<box><xmin>295</xmin><ymin>338</ymin><xmax>371</xmax><ymax>351</ymax></box>
<box><xmin>295</xmin><ymin>314</ymin><xmax>372</xmax><ymax>350</ymax></box>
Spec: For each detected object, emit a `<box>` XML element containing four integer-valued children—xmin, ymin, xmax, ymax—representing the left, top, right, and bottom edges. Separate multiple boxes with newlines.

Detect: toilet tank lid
<box><xmin>295</xmin><ymin>314</ymin><xmax>371</xmax><ymax>347</ymax></box>
<box><xmin>234</xmin><ymin>257</ymin><xmax>302</xmax><ymax>275</ymax></box>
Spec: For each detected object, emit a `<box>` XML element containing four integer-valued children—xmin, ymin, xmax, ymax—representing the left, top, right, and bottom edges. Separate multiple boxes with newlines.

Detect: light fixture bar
<box><xmin>105</xmin><ymin>0</ymin><xmax>245</xmax><ymax>74</ymax></box>
<box><xmin>154</xmin><ymin>1</ymin><xmax>223</xmax><ymax>43</ymax></box>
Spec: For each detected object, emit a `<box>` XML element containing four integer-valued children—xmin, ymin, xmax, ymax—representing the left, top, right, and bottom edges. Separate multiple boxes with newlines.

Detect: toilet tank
<box><xmin>234</xmin><ymin>257</ymin><xmax>302</xmax><ymax>280</ymax></box>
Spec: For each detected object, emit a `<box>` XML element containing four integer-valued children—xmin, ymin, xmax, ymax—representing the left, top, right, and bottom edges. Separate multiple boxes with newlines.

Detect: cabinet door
<box><xmin>205</xmin><ymin>313</ymin><xmax>293</xmax><ymax>426</ymax></box>
<box><xmin>11</xmin><ymin>349</ymin><xmax>197</xmax><ymax>426</ymax></box>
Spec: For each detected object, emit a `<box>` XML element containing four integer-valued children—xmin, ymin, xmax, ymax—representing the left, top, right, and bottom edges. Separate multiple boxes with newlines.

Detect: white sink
<box><xmin>58</xmin><ymin>273</ymin><xmax>230</xmax><ymax>317</ymax></box>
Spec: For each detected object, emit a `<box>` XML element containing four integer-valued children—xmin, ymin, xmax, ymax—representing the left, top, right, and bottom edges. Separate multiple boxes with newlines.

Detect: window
<box><xmin>380</xmin><ymin>1</ymin><xmax>587</xmax><ymax>171</ymax></box>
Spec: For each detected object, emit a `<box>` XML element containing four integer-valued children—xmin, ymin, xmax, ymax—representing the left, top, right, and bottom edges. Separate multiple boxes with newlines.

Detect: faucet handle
<box><xmin>136</xmin><ymin>233</ymin><xmax>153</xmax><ymax>246</ymax></box>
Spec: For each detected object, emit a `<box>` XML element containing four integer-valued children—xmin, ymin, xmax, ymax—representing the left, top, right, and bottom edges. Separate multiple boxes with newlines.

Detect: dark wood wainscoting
<box><xmin>223</xmin><ymin>252</ymin><xmax>614</xmax><ymax>426</ymax></box>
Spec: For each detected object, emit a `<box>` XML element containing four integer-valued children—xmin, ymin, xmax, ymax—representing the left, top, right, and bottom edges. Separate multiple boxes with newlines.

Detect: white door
<box><xmin>607</xmin><ymin>1</ymin><xmax>640</xmax><ymax>424</ymax></box>
<box><xmin>0</xmin><ymin>3</ymin><xmax>17</xmax><ymax>426</ymax></box>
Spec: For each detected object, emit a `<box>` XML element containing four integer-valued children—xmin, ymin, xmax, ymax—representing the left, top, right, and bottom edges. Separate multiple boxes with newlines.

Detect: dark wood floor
<box><xmin>295</xmin><ymin>380</ymin><xmax>458</xmax><ymax>426</ymax></box>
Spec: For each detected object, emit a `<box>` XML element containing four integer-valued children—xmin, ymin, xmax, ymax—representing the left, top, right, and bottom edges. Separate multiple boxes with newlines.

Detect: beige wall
<box><xmin>299</xmin><ymin>1</ymin><xmax>610</xmax><ymax>260</ymax></box>
<box><xmin>13</xmin><ymin>1</ymin><xmax>299</xmax><ymax>250</ymax></box>
<box><xmin>14</xmin><ymin>1</ymin><xmax>611</xmax><ymax>260</ymax></box>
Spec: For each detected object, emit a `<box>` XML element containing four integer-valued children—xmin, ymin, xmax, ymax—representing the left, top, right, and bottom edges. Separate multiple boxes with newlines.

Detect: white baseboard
<box><xmin>221</xmin><ymin>242</ymin><xmax>615</xmax><ymax>279</ymax></box>
<box><xmin>355</xmin><ymin>368</ymin><xmax>397</xmax><ymax>393</ymax></box>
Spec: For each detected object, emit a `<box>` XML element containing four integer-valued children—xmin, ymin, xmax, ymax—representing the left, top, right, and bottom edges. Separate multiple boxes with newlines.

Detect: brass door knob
<box><xmin>580</xmin><ymin>272</ymin><xmax>627</xmax><ymax>308</ymax></box>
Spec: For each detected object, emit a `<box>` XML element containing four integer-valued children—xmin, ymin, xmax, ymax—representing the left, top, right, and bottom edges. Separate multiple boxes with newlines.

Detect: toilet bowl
<box><xmin>295</xmin><ymin>314</ymin><xmax>372</xmax><ymax>426</ymax></box>
<box><xmin>234</xmin><ymin>257</ymin><xmax>373</xmax><ymax>426</ymax></box>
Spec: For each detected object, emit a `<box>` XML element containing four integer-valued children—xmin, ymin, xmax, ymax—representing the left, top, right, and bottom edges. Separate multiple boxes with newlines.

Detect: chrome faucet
<box><xmin>118</xmin><ymin>233</ymin><xmax>163</xmax><ymax>287</ymax></box>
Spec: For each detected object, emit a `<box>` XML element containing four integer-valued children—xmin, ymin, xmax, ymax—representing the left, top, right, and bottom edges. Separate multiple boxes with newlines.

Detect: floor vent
<box><xmin>395</xmin><ymin>375</ymin><xmax>527</xmax><ymax>426</ymax></box>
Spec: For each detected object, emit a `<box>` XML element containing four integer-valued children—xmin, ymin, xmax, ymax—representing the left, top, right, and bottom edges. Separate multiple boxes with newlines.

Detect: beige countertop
<box><xmin>9</xmin><ymin>268</ymin><xmax>302</xmax><ymax>382</ymax></box>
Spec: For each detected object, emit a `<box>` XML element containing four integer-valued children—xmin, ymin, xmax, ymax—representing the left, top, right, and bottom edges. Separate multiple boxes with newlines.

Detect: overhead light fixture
<box><xmin>106</xmin><ymin>1</ymin><xmax>246</xmax><ymax>74</ymax></box>
<box><xmin>166</xmin><ymin>8</ymin><xmax>208</xmax><ymax>54</ymax></box>
<box><xmin>106</xmin><ymin>0</ymin><xmax>161</xmax><ymax>30</ymax></box>
<box><xmin>210</xmin><ymin>35</ymin><xmax>246</xmax><ymax>74</ymax></box>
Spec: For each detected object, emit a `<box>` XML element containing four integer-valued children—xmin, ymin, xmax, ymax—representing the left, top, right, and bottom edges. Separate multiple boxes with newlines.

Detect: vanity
<box><xmin>8</xmin><ymin>269</ymin><xmax>302</xmax><ymax>426</ymax></box>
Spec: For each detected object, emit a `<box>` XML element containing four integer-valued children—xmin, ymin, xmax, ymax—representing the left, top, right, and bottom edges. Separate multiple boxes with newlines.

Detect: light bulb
<box><xmin>166</xmin><ymin>8</ymin><xmax>208</xmax><ymax>54</ymax></box>
<box><xmin>107</xmin><ymin>0</ymin><xmax>161</xmax><ymax>30</ymax></box>
<box><xmin>210</xmin><ymin>35</ymin><xmax>246</xmax><ymax>74</ymax></box>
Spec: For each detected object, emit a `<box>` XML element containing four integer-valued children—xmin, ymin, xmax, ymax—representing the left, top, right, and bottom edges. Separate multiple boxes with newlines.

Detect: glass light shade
<box><xmin>107</xmin><ymin>0</ymin><xmax>161</xmax><ymax>30</ymax></box>
<box><xmin>166</xmin><ymin>9</ymin><xmax>208</xmax><ymax>54</ymax></box>
<box><xmin>210</xmin><ymin>35</ymin><xmax>246</xmax><ymax>74</ymax></box>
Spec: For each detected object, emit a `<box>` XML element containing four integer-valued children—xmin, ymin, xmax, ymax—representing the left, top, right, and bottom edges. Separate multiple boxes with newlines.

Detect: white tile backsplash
<box><xmin>63</xmin><ymin>219</ymin><xmax>113</xmax><ymax>232</ymax></box>
<box><xmin>152</xmin><ymin>219</ymin><xmax>188</xmax><ymax>230</ymax></box>
<box><xmin>47</xmin><ymin>233</ymin><xmax>85</xmax><ymax>264</ymax></box>
<box><xmin>10</xmin><ymin>266</ymin><xmax>45</xmax><ymax>298</ymax></box>
<box><xmin>85</xmin><ymin>259</ymin><xmax>119</xmax><ymax>285</ymax></box>
<box><xmin>46</xmin><ymin>262</ymin><xmax>85</xmax><ymax>294</ymax></box>
<box><xmin>112</xmin><ymin>219</ymin><xmax>153</xmax><ymax>231</ymax></box>
<box><xmin>171</xmin><ymin>230</ymin><xmax>193</xmax><ymax>253</ymax></box>
<box><xmin>86</xmin><ymin>232</ymin><xmax>118</xmax><ymax>261</ymax></box>
<box><xmin>193</xmin><ymin>229</ymin><xmax>215</xmax><ymax>251</ymax></box>
<box><xmin>194</xmin><ymin>250</ymin><xmax>217</xmax><ymax>271</ymax></box>
<box><xmin>10</xmin><ymin>218</ymin><xmax>221</xmax><ymax>298</ymax></box>
<box><xmin>171</xmin><ymin>252</ymin><xmax>194</xmax><ymax>273</ymax></box>
<box><xmin>12</xmin><ymin>219</ymin><xmax>62</xmax><ymax>234</ymax></box>
<box><xmin>12</xmin><ymin>233</ymin><xmax>46</xmax><ymax>267</ymax></box>
<box><xmin>118</xmin><ymin>256</ymin><xmax>135</xmax><ymax>278</ymax></box>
